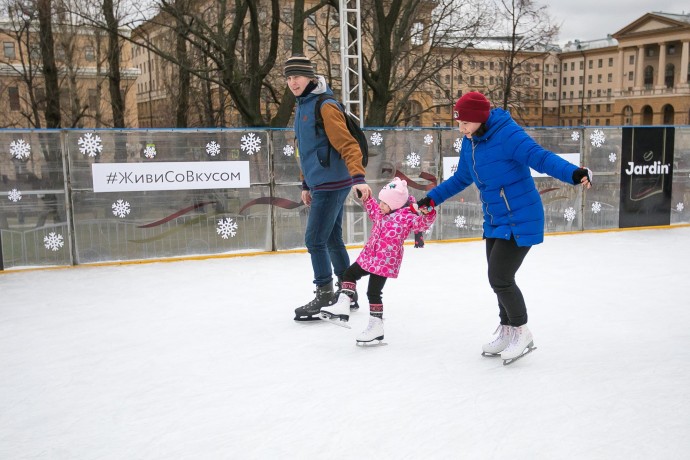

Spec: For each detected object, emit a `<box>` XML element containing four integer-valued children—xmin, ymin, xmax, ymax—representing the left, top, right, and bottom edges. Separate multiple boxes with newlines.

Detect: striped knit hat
<box><xmin>284</xmin><ymin>54</ymin><xmax>316</xmax><ymax>78</ymax></box>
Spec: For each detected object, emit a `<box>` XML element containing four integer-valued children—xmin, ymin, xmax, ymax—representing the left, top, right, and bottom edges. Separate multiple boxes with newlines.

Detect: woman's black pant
<box><xmin>485</xmin><ymin>237</ymin><xmax>531</xmax><ymax>327</ymax></box>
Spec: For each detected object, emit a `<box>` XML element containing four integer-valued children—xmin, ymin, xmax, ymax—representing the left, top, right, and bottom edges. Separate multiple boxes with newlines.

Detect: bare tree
<box><xmin>359</xmin><ymin>0</ymin><xmax>491</xmax><ymax>126</ymax></box>
<box><xmin>490</xmin><ymin>0</ymin><xmax>558</xmax><ymax>117</ymax></box>
<box><xmin>0</xmin><ymin>0</ymin><xmax>46</xmax><ymax>128</ymax></box>
<box><xmin>36</xmin><ymin>0</ymin><xmax>62</xmax><ymax>127</ymax></box>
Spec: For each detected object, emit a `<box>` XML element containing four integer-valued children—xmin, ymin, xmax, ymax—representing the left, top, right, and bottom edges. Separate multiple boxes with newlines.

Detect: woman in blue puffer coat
<box><xmin>417</xmin><ymin>92</ymin><xmax>592</xmax><ymax>365</ymax></box>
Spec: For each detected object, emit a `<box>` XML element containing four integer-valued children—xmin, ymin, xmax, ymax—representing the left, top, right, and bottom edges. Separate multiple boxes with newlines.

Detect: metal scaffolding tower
<box><xmin>338</xmin><ymin>0</ymin><xmax>364</xmax><ymax>127</ymax></box>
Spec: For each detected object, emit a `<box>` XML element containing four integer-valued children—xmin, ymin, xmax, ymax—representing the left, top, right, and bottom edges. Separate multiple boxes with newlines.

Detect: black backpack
<box><xmin>314</xmin><ymin>94</ymin><xmax>369</xmax><ymax>167</ymax></box>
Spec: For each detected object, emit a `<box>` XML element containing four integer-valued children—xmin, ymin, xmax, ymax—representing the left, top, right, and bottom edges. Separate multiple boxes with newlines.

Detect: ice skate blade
<box><xmin>294</xmin><ymin>315</ymin><xmax>321</xmax><ymax>322</ymax></box>
<box><xmin>481</xmin><ymin>351</ymin><xmax>502</xmax><ymax>357</ymax></box>
<box><xmin>319</xmin><ymin>313</ymin><xmax>351</xmax><ymax>329</ymax></box>
<box><xmin>356</xmin><ymin>338</ymin><xmax>387</xmax><ymax>347</ymax></box>
<box><xmin>502</xmin><ymin>346</ymin><xmax>537</xmax><ymax>366</ymax></box>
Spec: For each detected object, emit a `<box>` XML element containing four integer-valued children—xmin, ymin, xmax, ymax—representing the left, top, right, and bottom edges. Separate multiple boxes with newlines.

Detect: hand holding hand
<box><xmin>353</xmin><ymin>184</ymin><xmax>372</xmax><ymax>200</ymax></box>
<box><xmin>416</xmin><ymin>196</ymin><xmax>435</xmax><ymax>214</ymax></box>
<box><xmin>572</xmin><ymin>168</ymin><xmax>593</xmax><ymax>189</ymax></box>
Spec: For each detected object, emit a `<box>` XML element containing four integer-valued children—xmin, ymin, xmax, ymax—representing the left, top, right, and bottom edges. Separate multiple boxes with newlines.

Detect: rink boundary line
<box><xmin>2</xmin><ymin>223</ymin><xmax>689</xmax><ymax>275</ymax></box>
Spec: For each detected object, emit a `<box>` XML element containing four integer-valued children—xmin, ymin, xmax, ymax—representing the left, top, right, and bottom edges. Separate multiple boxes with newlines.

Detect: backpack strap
<box><xmin>314</xmin><ymin>94</ymin><xmax>340</xmax><ymax>134</ymax></box>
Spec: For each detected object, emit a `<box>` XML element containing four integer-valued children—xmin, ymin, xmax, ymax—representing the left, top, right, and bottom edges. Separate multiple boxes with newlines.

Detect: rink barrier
<box><xmin>0</xmin><ymin>126</ymin><xmax>688</xmax><ymax>271</ymax></box>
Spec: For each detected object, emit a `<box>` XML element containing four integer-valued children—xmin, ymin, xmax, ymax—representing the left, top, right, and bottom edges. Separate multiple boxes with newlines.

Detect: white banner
<box><xmin>92</xmin><ymin>161</ymin><xmax>250</xmax><ymax>192</ymax></box>
<box><xmin>442</xmin><ymin>153</ymin><xmax>581</xmax><ymax>180</ymax></box>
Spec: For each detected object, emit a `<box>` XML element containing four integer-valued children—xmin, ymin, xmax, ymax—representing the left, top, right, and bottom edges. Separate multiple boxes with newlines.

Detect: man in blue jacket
<box><xmin>286</xmin><ymin>55</ymin><xmax>372</xmax><ymax>321</ymax></box>
<box><xmin>417</xmin><ymin>92</ymin><xmax>592</xmax><ymax>365</ymax></box>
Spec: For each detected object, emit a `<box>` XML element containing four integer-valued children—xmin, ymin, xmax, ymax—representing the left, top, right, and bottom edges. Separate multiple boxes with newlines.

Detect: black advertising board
<box><xmin>619</xmin><ymin>127</ymin><xmax>675</xmax><ymax>228</ymax></box>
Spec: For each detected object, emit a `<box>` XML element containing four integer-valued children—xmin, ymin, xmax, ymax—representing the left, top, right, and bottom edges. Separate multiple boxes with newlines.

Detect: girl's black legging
<box><xmin>485</xmin><ymin>237</ymin><xmax>531</xmax><ymax>327</ymax></box>
<box><xmin>342</xmin><ymin>262</ymin><xmax>387</xmax><ymax>305</ymax></box>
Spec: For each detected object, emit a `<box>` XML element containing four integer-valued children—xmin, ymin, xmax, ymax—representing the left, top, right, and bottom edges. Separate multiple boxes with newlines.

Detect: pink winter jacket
<box><xmin>356</xmin><ymin>196</ymin><xmax>436</xmax><ymax>278</ymax></box>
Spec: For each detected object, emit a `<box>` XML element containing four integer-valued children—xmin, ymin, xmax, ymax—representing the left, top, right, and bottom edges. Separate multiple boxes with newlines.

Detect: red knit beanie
<box><xmin>453</xmin><ymin>92</ymin><xmax>491</xmax><ymax>123</ymax></box>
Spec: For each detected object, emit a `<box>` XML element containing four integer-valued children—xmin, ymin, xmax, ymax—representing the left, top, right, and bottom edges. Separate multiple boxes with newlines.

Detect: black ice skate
<box><xmin>294</xmin><ymin>282</ymin><xmax>333</xmax><ymax>322</ymax></box>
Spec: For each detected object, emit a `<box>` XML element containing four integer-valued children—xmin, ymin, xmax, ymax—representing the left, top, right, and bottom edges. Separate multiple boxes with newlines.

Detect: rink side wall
<box><xmin>0</xmin><ymin>126</ymin><xmax>688</xmax><ymax>270</ymax></box>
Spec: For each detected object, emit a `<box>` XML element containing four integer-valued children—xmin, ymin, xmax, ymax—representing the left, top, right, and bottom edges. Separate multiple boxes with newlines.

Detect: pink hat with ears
<box><xmin>378</xmin><ymin>177</ymin><xmax>409</xmax><ymax>211</ymax></box>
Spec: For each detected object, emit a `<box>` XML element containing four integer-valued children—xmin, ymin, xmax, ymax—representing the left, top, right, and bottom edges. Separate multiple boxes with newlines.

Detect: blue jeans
<box><xmin>305</xmin><ymin>188</ymin><xmax>351</xmax><ymax>286</ymax></box>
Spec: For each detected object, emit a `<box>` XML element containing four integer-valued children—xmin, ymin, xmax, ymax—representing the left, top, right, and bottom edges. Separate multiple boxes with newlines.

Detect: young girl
<box><xmin>320</xmin><ymin>177</ymin><xmax>436</xmax><ymax>344</ymax></box>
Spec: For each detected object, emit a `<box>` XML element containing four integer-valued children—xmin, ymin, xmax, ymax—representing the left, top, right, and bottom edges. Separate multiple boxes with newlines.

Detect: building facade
<box><xmin>0</xmin><ymin>21</ymin><xmax>139</xmax><ymax>129</ymax></box>
<box><xmin>128</xmin><ymin>9</ymin><xmax>690</xmax><ymax>128</ymax></box>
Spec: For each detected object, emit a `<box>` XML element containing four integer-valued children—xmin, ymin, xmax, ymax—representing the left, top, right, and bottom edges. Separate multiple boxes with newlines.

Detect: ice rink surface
<box><xmin>2</xmin><ymin>227</ymin><xmax>689</xmax><ymax>459</ymax></box>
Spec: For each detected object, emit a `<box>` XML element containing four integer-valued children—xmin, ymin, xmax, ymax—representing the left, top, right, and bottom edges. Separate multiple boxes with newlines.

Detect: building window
<box><xmin>88</xmin><ymin>89</ymin><xmax>98</xmax><ymax>111</ymax></box>
<box><xmin>332</xmin><ymin>64</ymin><xmax>340</xmax><ymax>77</ymax></box>
<box><xmin>598</xmin><ymin>59</ymin><xmax>603</xmax><ymax>68</ymax></box>
<box><xmin>307</xmin><ymin>36</ymin><xmax>317</xmax><ymax>50</ymax></box>
<box><xmin>35</xmin><ymin>87</ymin><xmax>45</xmax><ymax>110</ymax></box>
<box><xmin>587</xmin><ymin>75</ymin><xmax>592</xmax><ymax>84</ymax></box>
<box><xmin>668</xmin><ymin>45</ymin><xmax>676</xmax><ymax>55</ymax></box>
<box><xmin>4</xmin><ymin>42</ymin><xmax>15</xmax><ymax>59</ymax></box>
<box><xmin>628</xmin><ymin>71</ymin><xmax>634</xmax><ymax>81</ymax></box>
<box><xmin>588</xmin><ymin>60</ymin><xmax>593</xmax><ymax>69</ymax></box>
<box><xmin>597</xmin><ymin>74</ymin><xmax>602</xmax><ymax>83</ymax></box>
<box><xmin>570</xmin><ymin>62</ymin><xmax>574</xmax><ymax>71</ymax></box>
<box><xmin>330</xmin><ymin>37</ymin><xmax>340</xmax><ymax>51</ymax></box>
<box><xmin>629</xmin><ymin>55</ymin><xmax>634</xmax><ymax>65</ymax></box>
<box><xmin>8</xmin><ymin>86</ymin><xmax>20</xmax><ymax>111</ymax></box>
<box><xmin>608</xmin><ymin>73</ymin><xmax>613</xmax><ymax>82</ymax></box>
<box><xmin>85</xmin><ymin>46</ymin><xmax>95</xmax><ymax>62</ymax></box>
<box><xmin>609</xmin><ymin>58</ymin><xmax>614</xmax><ymax>67</ymax></box>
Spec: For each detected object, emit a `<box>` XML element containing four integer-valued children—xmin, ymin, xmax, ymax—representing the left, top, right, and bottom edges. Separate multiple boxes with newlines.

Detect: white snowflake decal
<box><xmin>591</xmin><ymin>202</ymin><xmax>602</xmax><ymax>214</ymax></box>
<box><xmin>564</xmin><ymin>207</ymin><xmax>577</xmax><ymax>222</ymax></box>
<box><xmin>43</xmin><ymin>232</ymin><xmax>64</xmax><ymax>251</ymax></box>
<box><xmin>370</xmin><ymin>132</ymin><xmax>383</xmax><ymax>146</ymax></box>
<box><xmin>240</xmin><ymin>133</ymin><xmax>262</xmax><ymax>155</ymax></box>
<box><xmin>453</xmin><ymin>138</ymin><xmax>462</xmax><ymax>153</ymax></box>
<box><xmin>78</xmin><ymin>133</ymin><xmax>103</xmax><ymax>157</ymax></box>
<box><xmin>571</xmin><ymin>131</ymin><xmax>580</xmax><ymax>142</ymax></box>
<box><xmin>590</xmin><ymin>129</ymin><xmax>606</xmax><ymax>148</ymax></box>
<box><xmin>216</xmin><ymin>217</ymin><xmax>238</xmax><ymax>239</ymax></box>
<box><xmin>111</xmin><ymin>199</ymin><xmax>131</xmax><ymax>218</ymax></box>
<box><xmin>8</xmin><ymin>188</ymin><xmax>22</xmax><ymax>202</ymax></box>
<box><xmin>423</xmin><ymin>134</ymin><xmax>433</xmax><ymax>145</ymax></box>
<box><xmin>454</xmin><ymin>215</ymin><xmax>466</xmax><ymax>228</ymax></box>
<box><xmin>10</xmin><ymin>139</ymin><xmax>31</xmax><ymax>160</ymax></box>
<box><xmin>144</xmin><ymin>144</ymin><xmax>157</xmax><ymax>159</ymax></box>
<box><xmin>406</xmin><ymin>152</ymin><xmax>421</xmax><ymax>168</ymax></box>
<box><xmin>608</xmin><ymin>152</ymin><xmax>617</xmax><ymax>163</ymax></box>
<box><xmin>283</xmin><ymin>145</ymin><xmax>295</xmax><ymax>157</ymax></box>
<box><xmin>676</xmin><ymin>202</ymin><xmax>685</xmax><ymax>212</ymax></box>
<box><xmin>206</xmin><ymin>141</ymin><xmax>221</xmax><ymax>157</ymax></box>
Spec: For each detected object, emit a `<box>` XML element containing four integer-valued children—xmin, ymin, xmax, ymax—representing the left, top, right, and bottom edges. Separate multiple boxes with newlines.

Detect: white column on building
<box><xmin>635</xmin><ymin>46</ymin><xmax>645</xmax><ymax>90</ymax></box>
<box><xmin>680</xmin><ymin>40</ymin><xmax>689</xmax><ymax>87</ymax></box>
<box><xmin>616</xmin><ymin>48</ymin><xmax>625</xmax><ymax>94</ymax></box>
<box><xmin>656</xmin><ymin>42</ymin><xmax>667</xmax><ymax>90</ymax></box>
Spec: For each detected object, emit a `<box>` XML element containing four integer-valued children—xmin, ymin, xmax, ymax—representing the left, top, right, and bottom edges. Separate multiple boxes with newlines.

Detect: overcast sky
<box><xmin>548</xmin><ymin>1</ymin><xmax>689</xmax><ymax>46</ymax></box>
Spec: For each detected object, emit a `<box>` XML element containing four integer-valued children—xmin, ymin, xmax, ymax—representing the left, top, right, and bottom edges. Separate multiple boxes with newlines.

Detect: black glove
<box><xmin>416</xmin><ymin>196</ymin><xmax>435</xmax><ymax>212</ymax></box>
<box><xmin>572</xmin><ymin>168</ymin><xmax>593</xmax><ymax>186</ymax></box>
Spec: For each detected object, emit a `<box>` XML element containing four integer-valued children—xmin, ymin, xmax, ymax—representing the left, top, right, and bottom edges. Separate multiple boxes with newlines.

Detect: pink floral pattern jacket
<box><xmin>356</xmin><ymin>196</ymin><xmax>436</xmax><ymax>278</ymax></box>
